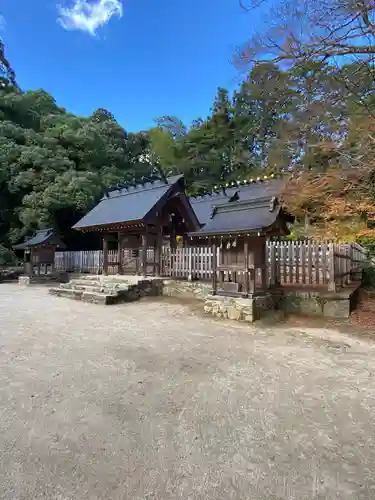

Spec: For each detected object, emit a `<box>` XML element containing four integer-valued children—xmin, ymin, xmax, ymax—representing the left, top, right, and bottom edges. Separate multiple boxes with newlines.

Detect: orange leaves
<box><xmin>283</xmin><ymin>165</ymin><xmax>375</xmax><ymax>240</ymax></box>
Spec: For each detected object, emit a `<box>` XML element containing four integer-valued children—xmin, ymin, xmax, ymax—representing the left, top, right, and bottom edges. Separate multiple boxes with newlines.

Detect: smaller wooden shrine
<box><xmin>189</xmin><ymin>181</ymin><xmax>291</xmax><ymax>297</ymax></box>
<box><xmin>73</xmin><ymin>174</ymin><xmax>200</xmax><ymax>276</ymax></box>
<box><xmin>13</xmin><ymin>228</ymin><xmax>66</xmax><ymax>277</ymax></box>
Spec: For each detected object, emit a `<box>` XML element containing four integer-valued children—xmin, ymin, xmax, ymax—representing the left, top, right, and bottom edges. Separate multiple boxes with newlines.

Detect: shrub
<box><xmin>362</xmin><ymin>266</ymin><xmax>375</xmax><ymax>289</ymax></box>
<box><xmin>0</xmin><ymin>244</ymin><xmax>19</xmax><ymax>266</ymax></box>
<box><xmin>357</xmin><ymin>237</ymin><xmax>375</xmax><ymax>256</ymax></box>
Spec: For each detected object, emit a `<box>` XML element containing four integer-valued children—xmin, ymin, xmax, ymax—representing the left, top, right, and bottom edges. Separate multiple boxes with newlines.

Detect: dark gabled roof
<box><xmin>73</xmin><ymin>174</ymin><xmax>184</xmax><ymax>230</ymax></box>
<box><xmin>189</xmin><ymin>177</ymin><xmax>289</xmax><ymax>237</ymax></box>
<box><xmin>189</xmin><ymin>199</ymin><xmax>282</xmax><ymax>237</ymax></box>
<box><xmin>13</xmin><ymin>228</ymin><xmax>66</xmax><ymax>250</ymax></box>
<box><xmin>189</xmin><ymin>177</ymin><xmax>286</xmax><ymax>226</ymax></box>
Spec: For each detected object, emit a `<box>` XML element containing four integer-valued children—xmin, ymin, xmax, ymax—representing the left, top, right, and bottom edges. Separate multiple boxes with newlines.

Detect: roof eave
<box><xmin>73</xmin><ymin>219</ymin><xmax>145</xmax><ymax>232</ymax></box>
<box><xmin>189</xmin><ymin>225</ymin><xmax>276</xmax><ymax>238</ymax></box>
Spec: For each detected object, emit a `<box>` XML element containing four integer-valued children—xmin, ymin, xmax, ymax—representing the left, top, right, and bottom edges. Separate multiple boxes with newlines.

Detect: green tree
<box><xmin>0</xmin><ymin>84</ymin><xmax>152</xmax><ymax>246</ymax></box>
<box><xmin>0</xmin><ymin>40</ymin><xmax>17</xmax><ymax>89</ymax></box>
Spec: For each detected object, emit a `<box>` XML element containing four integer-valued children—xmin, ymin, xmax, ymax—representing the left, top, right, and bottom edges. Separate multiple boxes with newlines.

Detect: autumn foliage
<box><xmin>283</xmin><ymin>114</ymin><xmax>375</xmax><ymax>240</ymax></box>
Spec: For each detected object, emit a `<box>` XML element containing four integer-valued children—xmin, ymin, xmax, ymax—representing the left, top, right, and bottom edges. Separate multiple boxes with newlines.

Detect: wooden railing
<box><xmin>267</xmin><ymin>241</ymin><xmax>368</xmax><ymax>291</ymax></box>
<box><xmin>162</xmin><ymin>247</ymin><xmax>219</xmax><ymax>281</ymax></box>
<box><xmin>55</xmin><ymin>240</ymin><xmax>369</xmax><ymax>290</ymax></box>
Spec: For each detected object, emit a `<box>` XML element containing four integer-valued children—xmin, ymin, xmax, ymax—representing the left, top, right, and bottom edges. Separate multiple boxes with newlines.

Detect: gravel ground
<box><xmin>1</xmin><ymin>284</ymin><xmax>375</xmax><ymax>500</ymax></box>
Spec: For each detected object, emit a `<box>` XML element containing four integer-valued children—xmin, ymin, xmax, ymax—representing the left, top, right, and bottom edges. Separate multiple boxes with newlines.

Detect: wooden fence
<box><xmin>162</xmin><ymin>247</ymin><xmax>219</xmax><ymax>281</ymax></box>
<box><xmin>55</xmin><ymin>240</ymin><xmax>369</xmax><ymax>291</ymax></box>
<box><xmin>267</xmin><ymin>241</ymin><xmax>368</xmax><ymax>291</ymax></box>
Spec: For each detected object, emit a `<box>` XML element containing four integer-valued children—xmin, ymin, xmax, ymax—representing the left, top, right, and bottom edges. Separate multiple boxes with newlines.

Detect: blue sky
<box><xmin>1</xmin><ymin>0</ymin><xmax>258</xmax><ymax>132</ymax></box>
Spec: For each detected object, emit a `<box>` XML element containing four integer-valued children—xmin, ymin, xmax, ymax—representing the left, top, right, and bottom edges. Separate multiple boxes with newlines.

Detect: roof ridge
<box><xmin>105</xmin><ymin>174</ymin><xmax>183</xmax><ymax>199</ymax></box>
<box><xmin>189</xmin><ymin>177</ymin><xmax>282</xmax><ymax>202</ymax></box>
<box><xmin>214</xmin><ymin>197</ymin><xmax>271</xmax><ymax>213</ymax></box>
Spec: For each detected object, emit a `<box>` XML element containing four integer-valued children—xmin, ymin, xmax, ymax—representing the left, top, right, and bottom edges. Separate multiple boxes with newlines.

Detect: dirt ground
<box><xmin>1</xmin><ymin>284</ymin><xmax>375</xmax><ymax>500</ymax></box>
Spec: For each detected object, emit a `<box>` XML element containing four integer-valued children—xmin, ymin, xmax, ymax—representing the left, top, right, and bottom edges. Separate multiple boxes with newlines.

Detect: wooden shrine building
<box><xmin>189</xmin><ymin>177</ymin><xmax>292</xmax><ymax>297</ymax></box>
<box><xmin>73</xmin><ymin>174</ymin><xmax>200</xmax><ymax>276</ymax></box>
<box><xmin>13</xmin><ymin>228</ymin><xmax>66</xmax><ymax>277</ymax></box>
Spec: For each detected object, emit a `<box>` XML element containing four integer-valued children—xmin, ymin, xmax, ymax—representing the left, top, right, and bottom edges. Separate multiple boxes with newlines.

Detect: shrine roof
<box><xmin>189</xmin><ymin>177</ymin><xmax>289</xmax><ymax>237</ymax></box>
<box><xmin>13</xmin><ymin>229</ymin><xmax>66</xmax><ymax>250</ymax></box>
<box><xmin>73</xmin><ymin>174</ymin><xmax>184</xmax><ymax>230</ymax></box>
<box><xmin>188</xmin><ymin>177</ymin><xmax>286</xmax><ymax>226</ymax></box>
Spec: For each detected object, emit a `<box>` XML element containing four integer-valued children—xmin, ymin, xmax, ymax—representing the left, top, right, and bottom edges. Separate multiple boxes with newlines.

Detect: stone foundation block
<box><xmin>323</xmin><ymin>299</ymin><xmax>350</xmax><ymax>318</ymax></box>
<box><xmin>162</xmin><ymin>280</ymin><xmax>212</xmax><ymax>301</ymax></box>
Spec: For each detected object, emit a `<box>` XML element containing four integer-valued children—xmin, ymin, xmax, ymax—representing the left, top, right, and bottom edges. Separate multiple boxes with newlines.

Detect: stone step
<box><xmin>70</xmin><ymin>278</ymin><xmax>130</xmax><ymax>288</ymax></box>
<box><xmin>49</xmin><ymin>287</ymin><xmax>119</xmax><ymax>305</ymax></box>
<box><xmin>49</xmin><ymin>287</ymin><xmax>84</xmax><ymax>300</ymax></box>
<box><xmin>100</xmin><ymin>276</ymin><xmax>133</xmax><ymax>283</ymax></box>
<box><xmin>61</xmin><ymin>281</ymin><xmax>128</xmax><ymax>291</ymax></box>
<box><xmin>73</xmin><ymin>275</ymin><xmax>101</xmax><ymax>280</ymax></box>
<box><xmin>69</xmin><ymin>279</ymin><xmax>102</xmax><ymax>287</ymax></box>
<box><xmin>49</xmin><ymin>277</ymin><xmax>161</xmax><ymax>305</ymax></box>
<box><xmin>59</xmin><ymin>283</ymin><xmax>121</xmax><ymax>295</ymax></box>
<box><xmin>82</xmin><ymin>291</ymin><xmax>117</xmax><ymax>305</ymax></box>
<box><xmin>75</xmin><ymin>275</ymin><xmax>132</xmax><ymax>284</ymax></box>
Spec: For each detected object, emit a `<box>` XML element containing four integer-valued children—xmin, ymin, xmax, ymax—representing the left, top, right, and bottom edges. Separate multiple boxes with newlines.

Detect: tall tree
<box><xmin>90</xmin><ymin>108</ymin><xmax>116</xmax><ymax>123</ymax></box>
<box><xmin>0</xmin><ymin>40</ymin><xmax>17</xmax><ymax>89</ymax></box>
<box><xmin>236</xmin><ymin>0</ymin><xmax>375</xmax><ymax>70</ymax></box>
<box><xmin>0</xmin><ymin>86</ymin><xmax>152</xmax><ymax>245</ymax></box>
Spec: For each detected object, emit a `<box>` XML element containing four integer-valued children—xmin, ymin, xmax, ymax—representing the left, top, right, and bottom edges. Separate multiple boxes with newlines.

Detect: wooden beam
<box><xmin>217</xmin><ymin>264</ymin><xmax>254</xmax><ymax>271</ymax></box>
<box><xmin>103</xmin><ymin>235</ymin><xmax>109</xmax><ymax>276</ymax></box>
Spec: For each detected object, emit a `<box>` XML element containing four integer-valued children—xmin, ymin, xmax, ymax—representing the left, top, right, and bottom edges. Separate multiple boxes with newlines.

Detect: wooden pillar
<box><xmin>117</xmin><ymin>232</ymin><xmax>123</xmax><ymax>275</ymax></box>
<box><xmin>328</xmin><ymin>242</ymin><xmax>336</xmax><ymax>292</ymax></box>
<box><xmin>155</xmin><ymin>225</ymin><xmax>163</xmax><ymax>277</ymax></box>
<box><xmin>212</xmin><ymin>238</ymin><xmax>217</xmax><ymax>295</ymax></box>
<box><xmin>260</xmin><ymin>237</ymin><xmax>267</xmax><ymax>290</ymax></box>
<box><xmin>135</xmin><ymin>235</ymin><xmax>141</xmax><ymax>276</ymax></box>
<box><xmin>103</xmin><ymin>234</ymin><xmax>109</xmax><ymax>276</ymax></box>
<box><xmin>153</xmin><ymin>238</ymin><xmax>157</xmax><ymax>276</ymax></box>
<box><xmin>36</xmin><ymin>250</ymin><xmax>41</xmax><ymax>276</ymax></box>
<box><xmin>25</xmin><ymin>249</ymin><xmax>33</xmax><ymax>277</ymax></box>
<box><xmin>170</xmin><ymin>226</ymin><xmax>177</xmax><ymax>250</ymax></box>
<box><xmin>141</xmin><ymin>227</ymin><xmax>148</xmax><ymax>277</ymax></box>
<box><xmin>244</xmin><ymin>236</ymin><xmax>249</xmax><ymax>297</ymax></box>
<box><xmin>248</xmin><ymin>245</ymin><xmax>255</xmax><ymax>294</ymax></box>
<box><xmin>51</xmin><ymin>248</ymin><xmax>56</xmax><ymax>274</ymax></box>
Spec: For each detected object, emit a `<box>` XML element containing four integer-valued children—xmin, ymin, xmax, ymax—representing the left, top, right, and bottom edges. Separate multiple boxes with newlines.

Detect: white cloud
<box><xmin>57</xmin><ymin>0</ymin><xmax>123</xmax><ymax>36</ymax></box>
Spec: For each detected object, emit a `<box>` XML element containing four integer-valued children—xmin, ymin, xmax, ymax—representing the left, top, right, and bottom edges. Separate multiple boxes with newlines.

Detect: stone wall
<box><xmin>162</xmin><ymin>279</ymin><xmax>212</xmax><ymax>301</ymax></box>
<box><xmin>281</xmin><ymin>288</ymin><xmax>358</xmax><ymax>319</ymax></box>
<box><xmin>0</xmin><ymin>267</ymin><xmax>24</xmax><ymax>283</ymax></box>
<box><xmin>161</xmin><ymin>279</ymin><xmax>358</xmax><ymax>321</ymax></box>
<box><xmin>203</xmin><ymin>293</ymin><xmax>275</xmax><ymax>323</ymax></box>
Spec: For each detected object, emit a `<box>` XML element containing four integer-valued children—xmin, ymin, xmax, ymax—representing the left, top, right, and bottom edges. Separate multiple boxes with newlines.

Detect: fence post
<box><xmin>346</xmin><ymin>244</ymin><xmax>351</xmax><ymax>285</ymax></box>
<box><xmin>269</xmin><ymin>243</ymin><xmax>276</xmax><ymax>286</ymax></box>
<box><xmin>328</xmin><ymin>242</ymin><xmax>336</xmax><ymax>292</ymax></box>
<box><xmin>188</xmin><ymin>247</ymin><xmax>193</xmax><ymax>281</ymax></box>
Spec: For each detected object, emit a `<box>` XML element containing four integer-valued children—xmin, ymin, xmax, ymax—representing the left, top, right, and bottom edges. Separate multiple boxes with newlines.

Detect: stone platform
<box><xmin>161</xmin><ymin>279</ymin><xmax>362</xmax><ymax>321</ymax></box>
<box><xmin>49</xmin><ymin>275</ymin><xmax>163</xmax><ymax>305</ymax></box>
<box><xmin>280</xmin><ymin>284</ymin><xmax>361</xmax><ymax>319</ymax></box>
<box><xmin>49</xmin><ymin>275</ymin><xmax>362</xmax><ymax>319</ymax></box>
